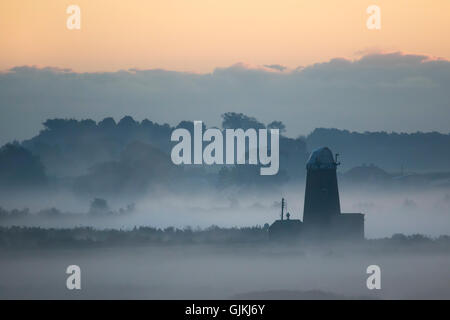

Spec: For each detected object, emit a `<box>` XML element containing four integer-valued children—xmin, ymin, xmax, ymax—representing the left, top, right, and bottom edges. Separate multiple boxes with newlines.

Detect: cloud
<box><xmin>0</xmin><ymin>52</ymin><xmax>449</xmax><ymax>145</ymax></box>
<box><xmin>263</xmin><ymin>64</ymin><xmax>287</xmax><ymax>72</ymax></box>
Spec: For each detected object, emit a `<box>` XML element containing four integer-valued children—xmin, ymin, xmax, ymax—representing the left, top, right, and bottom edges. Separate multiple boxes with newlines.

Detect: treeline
<box><xmin>1</xmin><ymin>226</ymin><xmax>450</xmax><ymax>250</ymax></box>
<box><xmin>307</xmin><ymin>128</ymin><xmax>450</xmax><ymax>172</ymax></box>
<box><xmin>1</xmin><ymin>113</ymin><xmax>308</xmax><ymax>195</ymax></box>
<box><xmin>0</xmin><ymin>198</ymin><xmax>134</xmax><ymax>221</ymax></box>
<box><xmin>0</xmin><ymin>226</ymin><xmax>269</xmax><ymax>248</ymax></box>
<box><xmin>22</xmin><ymin>112</ymin><xmax>305</xmax><ymax>180</ymax></box>
<box><xmin>1</xmin><ymin>113</ymin><xmax>450</xmax><ymax>196</ymax></box>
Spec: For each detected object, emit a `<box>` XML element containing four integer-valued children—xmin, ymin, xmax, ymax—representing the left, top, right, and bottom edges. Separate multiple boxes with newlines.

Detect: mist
<box><xmin>1</xmin><ymin>241</ymin><xmax>449</xmax><ymax>299</ymax></box>
<box><xmin>1</xmin><ymin>182</ymin><xmax>450</xmax><ymax>239</ymax></box>
<box><xmin>1</xmin><ymin>113</ymin><xmax>449</xmax><ymax>300</ymax></box>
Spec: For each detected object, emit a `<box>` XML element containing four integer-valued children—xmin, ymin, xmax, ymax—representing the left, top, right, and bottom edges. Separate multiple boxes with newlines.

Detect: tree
<box><xmin>89</xmin><ymin>198</ymin><xmax>110</xmax><ymax>215</ymax></box>
<box><xmin>267</xmin><ymin>121</ymin><xmax>286</xmax><ymax>134</ymax></box>
<box><xmin>0</xmin><ymin>143</ymin><xmax>46</xmax><ymax>188</ymax></box>
<box><xmin>221</xmin><ymin>112</ymin><xmax>265</xmax><ymax>130</ymax></box>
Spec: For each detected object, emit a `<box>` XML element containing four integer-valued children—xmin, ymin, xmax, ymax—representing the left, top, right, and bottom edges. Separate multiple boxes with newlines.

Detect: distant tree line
<box><xmin>0</xmin><ymin>225</ymin><xmax>269</xmax><ymax>248</ymax></box>
<box><xmin>0</xmin><ymin>198</ymin><xmax>134</xmax><ymax>221</ymax></box>
<box><xmin>307</xmin><ymin>128</ymin><xmax>450</xmax><ymax>171</ymax></box>
<box><xmin>1</xmin><ymin>113</ymin><xmax>450</xmax><ymax>196</ymax></box>
<box><xmin>1</xmin><ymin>226</ymin><xmax>449</xmax><ymax>250</ymax></box>
<box><xmin>1</xmin><ymin>113</ymin><xmax>307</xmax><ymax>195</ymax></box>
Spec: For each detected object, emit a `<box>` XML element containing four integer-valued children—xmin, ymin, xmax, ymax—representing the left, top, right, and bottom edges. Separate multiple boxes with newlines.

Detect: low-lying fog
<box><xmin>1</xmin><ymin>244</ymin><xmax>449</xmax><ymax>299</ymax></box>
<box><xmin>1</xmin><ymin>183</ymin><xmax>450</xmax><ymax>238</ymax></box>
<box><xmin>1</xmin><ymin>183</ymin><xmax>450</xmax><ymax>300</ymax></box>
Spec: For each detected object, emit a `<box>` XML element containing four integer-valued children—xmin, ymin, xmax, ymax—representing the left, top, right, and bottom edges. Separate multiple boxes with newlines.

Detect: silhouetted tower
<box><xmin>303</xmin><ymin>147</ymin><xmax>341</xmax><ymax>229</ymax></box>
<box><xmin>280</xmin><ymin>198</ymin><xmax>285</xmax><ymax>220</ymax></box>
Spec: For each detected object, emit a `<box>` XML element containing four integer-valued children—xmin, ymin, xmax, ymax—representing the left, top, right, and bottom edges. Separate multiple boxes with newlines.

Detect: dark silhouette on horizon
<box><xmin>269</xmin><ymin>147</ymin><xmax>364</xmax><ymax>241</ymax></box>
<box><xmin>0</xmin><ymin>113</ymin><xmax>449</xmax><ymax>197</ymax></box>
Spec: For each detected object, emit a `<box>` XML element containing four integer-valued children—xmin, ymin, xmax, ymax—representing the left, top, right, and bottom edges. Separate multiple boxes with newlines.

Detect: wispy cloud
<box><xmin>1</xmin><ymin>52</ymin><xmax>449</xmax><ymax>145</ymax></box>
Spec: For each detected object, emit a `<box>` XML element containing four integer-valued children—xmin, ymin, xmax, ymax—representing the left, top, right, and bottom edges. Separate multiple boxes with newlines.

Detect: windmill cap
<box><xmin>306</xmin><ymin>147</ymin><xmax>337</xmax><ymax>170</ymax></box>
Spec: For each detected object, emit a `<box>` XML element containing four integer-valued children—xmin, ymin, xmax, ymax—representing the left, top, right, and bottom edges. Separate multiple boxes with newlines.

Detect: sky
<box><xmin>1</xmin><ymin>52</ymin><xmax>450</xmax><ymax>145</ymax></box>
<box><xmin>0</xmin><ymin>1</ymin><xmax>449</xmax><ymax>144</ymax></box>
<box><xmin>1</xmin><ymin>0</ymin><xmax>450</xmax><ymax>72</ymax></box>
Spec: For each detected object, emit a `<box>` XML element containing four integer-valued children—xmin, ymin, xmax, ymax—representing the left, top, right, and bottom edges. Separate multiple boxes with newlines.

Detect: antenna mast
<box><xmin>281</xmin><ymin>198</ymin><xmax>285</xmax><ymax>221</ymax></box>
<box><xmin>335</xmin><ymin>153</ymin><xmax>341</xmax><ymax>166</ymax></box>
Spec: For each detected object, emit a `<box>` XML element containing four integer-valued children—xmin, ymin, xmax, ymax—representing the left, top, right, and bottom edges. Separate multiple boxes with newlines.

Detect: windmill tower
<box><xmin>303</xmin><ymin>147</ymin><xmax>341</xmax><ymax>229</ymax></box>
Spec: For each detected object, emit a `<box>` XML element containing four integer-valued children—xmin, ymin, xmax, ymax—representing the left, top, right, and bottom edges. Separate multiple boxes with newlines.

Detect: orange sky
<box><xmin>1</xmin><ymin>0</ymin><xmax>449</xmax><ymax>72</ymax></box>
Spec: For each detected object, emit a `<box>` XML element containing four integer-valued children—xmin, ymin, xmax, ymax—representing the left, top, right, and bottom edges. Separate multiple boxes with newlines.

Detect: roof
<box><xmin>340</xmin><ymin>213</ymin><xmax>364</xmax><ymax>218</ymax></box>
<box><xmin>306</xmin><ymin>147</ymin><xmax>337</xmax><ymax>170</ymax></box>
<box><xmin>270</xmin><ymin>219</ymin><xmax>302</xmax><ymax>226</ymax></box>
<box><xmin>268</xmin><ymin>219</ymin><xmax>302</xmax><ymax>239</ymax></box>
